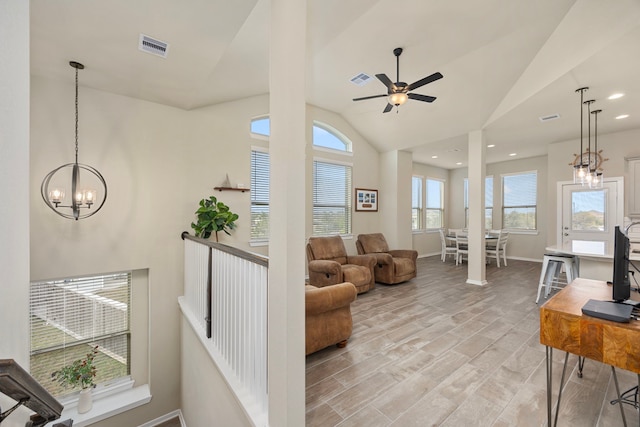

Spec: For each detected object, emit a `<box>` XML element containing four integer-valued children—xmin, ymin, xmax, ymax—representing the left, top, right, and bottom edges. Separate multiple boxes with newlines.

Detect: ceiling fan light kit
<box><xmin>353</xmin><ymin>47</ymin><xmax>443</xmax><ymax>113</ymax></box>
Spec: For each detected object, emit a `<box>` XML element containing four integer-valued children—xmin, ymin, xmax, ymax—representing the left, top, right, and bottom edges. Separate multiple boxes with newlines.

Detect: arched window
<box><xmin>313</xmin><ymin>122</ymin><xmax>352</xmax><ymax>152</ymax></box>
<box><xmin>250</xmin><ymin>117</ymin><xmax>270</xmax><ymax>137</ymax></box>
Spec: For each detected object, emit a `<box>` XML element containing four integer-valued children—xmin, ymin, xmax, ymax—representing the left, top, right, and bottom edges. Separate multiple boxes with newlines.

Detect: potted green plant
<box><xmin>191</xmin><ymin>195</ymin><xmax>239</xmax><ymax>242</ymax></box>
<box><xmin>51</xmin><ymin>346</ymin><xmax>98</xmax><ymax>414</ymax></box>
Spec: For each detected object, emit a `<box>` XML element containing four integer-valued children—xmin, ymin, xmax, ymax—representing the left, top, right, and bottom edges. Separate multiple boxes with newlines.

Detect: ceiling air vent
<box><xmin>139</xmin><ymin>34</ymin><xmax>169</xmax><ymax>58</ymax></box>
<box><xmin>350</xmin><ymin>73</ymin><xmax>372</xmax><ymax>86</ymax></box>
<box><xmin>539</xmin><ymin>113</ymin><xmax>560</xmax><ymax>123</ymax></box>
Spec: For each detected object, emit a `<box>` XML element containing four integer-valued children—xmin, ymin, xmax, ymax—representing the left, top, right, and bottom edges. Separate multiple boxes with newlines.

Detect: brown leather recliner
<box><xmin>305</xmin><ymin>282</ymin><xmax>357</xmax><ymax>355</ymax></box>
<box><xmin>356</xmin><ymin>233</ymin><xmax>417</xmax><ymax>285</ymax></box>
<box><xmin>306</xmin><ymin>235</ymin><xmax>375</xmax><ymax>294</ymax></box>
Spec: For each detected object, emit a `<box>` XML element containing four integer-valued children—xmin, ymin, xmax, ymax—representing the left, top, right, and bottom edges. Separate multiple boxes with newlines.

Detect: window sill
<box><xmin>47</xmin><ymin>383</ymin><xmax>151</xmax><ymax>427</ymax></box>
<box><xmin>505</xmin><ymin>229</ymin><xmax>539</xmax><ymax>235</ymax></box>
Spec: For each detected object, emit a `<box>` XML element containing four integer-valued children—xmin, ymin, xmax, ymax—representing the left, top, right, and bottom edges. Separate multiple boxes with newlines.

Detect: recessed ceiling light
<box><xmin>431</xmin><ymin>155</ymin><xmax>438</xmax><ymax>159</ymax></box>
<box><xmin>487</xmin><ymin>144</ymin><xmax>495</xmax><ymax>148</ymax></box>
<box><xmin>509</xmin><ymin>153</ymin><xmax>517</xmax><ymax>157</ymax></box>
<box><xmin>616</xmin><ymin>114</ymin><xmax>629</xmax><ymax>120</ymax></box>
<box><xmin>608</xmin><ymin>93</ymin><xmax>624</xmax><ymax>100</ymax></box>
<box><xmin>456</xmin><ymin>162</ymin><xmax>462</xmax><ymax>165</ymax></box>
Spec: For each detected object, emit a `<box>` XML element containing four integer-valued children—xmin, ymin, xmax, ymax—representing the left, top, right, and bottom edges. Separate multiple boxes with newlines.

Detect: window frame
<box><xmin>250</xmin><ymin>147</ymin><xmax>270</xmax><ymax>242</ymax></box>
<box><xmin>312</xmin><ymin>157</ymin><xmax>353</xmax><ymax>236</ymax></box>
<box><xmin>501</xmin><ymin>171</ymin><xmax>538</xmax><ymax>231</ymax></box>
<box><xmin>29</xmin><ymin>271</ymin><xmax>133</xmax><ymax>398</ymax></box>
<box><xmin>249</xmin><ymin>116</ymin><xmax>270</xmax><ymax>139</ymax></box>
<box><xmin>312</xmin><ymin>121</ymin><xmax>353</xmax><ymax>154</ymax></box>
<box><xmin>411</xmin><ymin>175</ymin><xmax>423</xmax><ymax>231</ymax></box>
<box><xmin>425</xmin><ymin>178</ymin><xmax>445</xmax><ymax>230</ymax></box>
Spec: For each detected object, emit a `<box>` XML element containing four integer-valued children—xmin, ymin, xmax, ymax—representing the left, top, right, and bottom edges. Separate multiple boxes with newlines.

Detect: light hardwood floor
<box><xmin>305</xmin><ymin>256</ymin><xmax>639</xmax><ymax>426</ymax></box>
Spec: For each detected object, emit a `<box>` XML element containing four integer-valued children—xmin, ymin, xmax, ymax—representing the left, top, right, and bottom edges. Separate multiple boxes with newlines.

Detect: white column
<box><xmin>467</xmin><ymin>130</ymin><xmax>487</xmax><ymax>285</ymax></box>
<box><xmin>0</xmin><ymin>0</ymin><xmax>30</xmax><ymax>363</ymax></box>
<box><xmin>268</xmin><ymin>0</ymin><xmax>306</xmax><ymax>426</ymax></box>
<box><xmin>379</xmin><ymin>150</ymin><xmax>413</xmax><ymax>248</ymax></box>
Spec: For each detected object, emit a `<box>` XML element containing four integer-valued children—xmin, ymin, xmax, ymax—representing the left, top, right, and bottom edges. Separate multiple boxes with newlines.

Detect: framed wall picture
<box><xmin>355</xmin><ymin>188</ymin><xmax>378</xmax><ymax>212</ymax></box>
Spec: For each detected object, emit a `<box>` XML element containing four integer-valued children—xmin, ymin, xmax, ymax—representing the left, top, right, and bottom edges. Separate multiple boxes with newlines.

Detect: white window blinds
<box><xmin>313</xmin><ymin>160</ymin><xmax>352</xmax><ymax>235</ymax></box>
<box><xmin>250</xmin><ymin>149</ymin><xmax>270</xmax><ymax>240</ymax></box>
<box><xmin>30</xmin><ymin>272</ymin><xmax>131</xmax><ymax>396</ymax></box>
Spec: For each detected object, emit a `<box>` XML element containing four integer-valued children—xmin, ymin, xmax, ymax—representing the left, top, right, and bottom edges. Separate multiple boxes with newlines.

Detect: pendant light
<box><xmin>583</xmin><ymin>98</ymin><xmax>595</xmax><ymax>187</ymax></box>
<box><xmin>590</xmin><ymin>108</ymin><xmax>603</xmax><ymax>189</ymax></box>
<box><xmin>573</xmin><ymin>87</ymin><xmax>589</xmax><ymax>184</ymax></box>
<box><xmin>40</xmin><ymin>61</ymin><xmax>107</xmax><ymax>220</ymax></box>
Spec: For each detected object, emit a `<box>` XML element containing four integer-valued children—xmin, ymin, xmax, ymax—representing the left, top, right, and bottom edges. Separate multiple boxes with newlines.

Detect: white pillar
<box><xmin>467</xmin><ymin>130</ymin><xmax>487</xmax><ymax>285</ymax></box>
<box><xmin>0</xmin><ymin>0</ymin><xmax>30</xmax><ymax>363</ymax></box>
<box><xmin>379</xmin><ymin>150</ymin><xmax>413</xmax><ymax>248</ymax></box>
<box><xmin>268</xmin><ymin>0</ymin><xmax>306</xmax><ymax>425</ymax></box>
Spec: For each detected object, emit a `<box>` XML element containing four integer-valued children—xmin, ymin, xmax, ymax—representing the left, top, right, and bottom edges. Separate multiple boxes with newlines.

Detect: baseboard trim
<box><xmin>138</xmin><ymin>409</ymin><xmax>185</xmax><ymax>427</ymax></box>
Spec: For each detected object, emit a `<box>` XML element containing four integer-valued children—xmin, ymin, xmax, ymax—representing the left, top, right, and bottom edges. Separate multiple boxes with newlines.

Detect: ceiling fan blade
<box><xmin>407</xmin><ymin>72</ymin><xmax>443</xmax><ymax>91</ymax></box>
<box><xmin>353</xmin><ymin>94</ymin><xmax>388</xmax><ymax>101</ymax></box>
<box><xmin>376</xmin><ymin>74</ymin><xmax>395</xmax><ymax>91</ymax></box>
<box><xmin>383</xmin><ymin>103</ymin><xmax>393</xmax><ymax>113</ymax></box>
<box><xmin>408</xmin><ymin>93</ymin><xmax>437</xmax><ymax>103</ymax></box>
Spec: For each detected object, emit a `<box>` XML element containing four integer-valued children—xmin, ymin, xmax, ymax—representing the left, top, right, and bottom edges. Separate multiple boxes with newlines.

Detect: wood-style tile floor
<box><xmin>305</xmin><ymin>256</ymin><xmax>639</xmax><ymax>426</ymax></box>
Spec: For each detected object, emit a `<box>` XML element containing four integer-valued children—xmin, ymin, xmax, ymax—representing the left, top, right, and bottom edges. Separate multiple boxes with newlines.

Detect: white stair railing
<box><xmin>180</xmin><ymin>232</ymin><xmax>268</xmax><ymax>426</ymax></box>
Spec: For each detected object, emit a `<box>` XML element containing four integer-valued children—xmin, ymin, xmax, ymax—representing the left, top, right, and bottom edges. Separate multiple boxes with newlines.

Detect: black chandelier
<box><xmin>41</xmin><ymin>61</ymin><xmax>107</xmax><ymax>220</ymax></box>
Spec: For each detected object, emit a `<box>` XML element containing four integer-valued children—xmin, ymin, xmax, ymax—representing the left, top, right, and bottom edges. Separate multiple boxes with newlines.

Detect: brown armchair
<box><xmin>305</xmin><ymin>282</ymin><xmax>357</xmax><ymax>355</ymax></box>
<box><xmin>356</xmin><ymin>233</ymin><xmax>417</xmax><ymax>285</ymax></box>
<box><xmin>306</xmin><ymin>235</ymin><xmax>375</xmax><ymax>294</ymax></box>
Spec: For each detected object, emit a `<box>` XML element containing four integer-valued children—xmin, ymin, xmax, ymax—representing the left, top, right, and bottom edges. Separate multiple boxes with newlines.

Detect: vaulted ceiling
<box><xmin>30</xmin><ymin>0</ymin><xmax>640</xmax><ymax>168</ymax></box>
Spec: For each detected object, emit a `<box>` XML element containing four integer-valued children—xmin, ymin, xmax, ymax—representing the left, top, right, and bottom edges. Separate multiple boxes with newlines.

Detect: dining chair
<box><xmin>438</xmin><ymin>228</ymin><xmax>457</xmax><ymax>262</ymax></box>
<box><xmin>455</xmin><ymin>234</ymin><xmax>469</xmax><ymax>265</ymax></box>
<box><xmin>486</xmin><ymin>230</ymin><xmax>509</xmax><ymax>267</ymax></box>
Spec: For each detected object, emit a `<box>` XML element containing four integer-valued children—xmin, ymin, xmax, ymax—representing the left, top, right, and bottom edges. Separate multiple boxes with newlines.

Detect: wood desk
<box><xmin>540</xmin><ymin>278</ymin><xmax>640</xmax><ymax>426</ymax></box>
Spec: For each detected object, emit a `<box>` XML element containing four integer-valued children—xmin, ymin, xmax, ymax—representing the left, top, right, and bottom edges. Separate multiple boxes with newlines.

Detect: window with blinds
<box><xmin>464</xmin><ymin>177</ymin><xmax>494</xmax><ymax>229</ymax></box>
<box><xmin>502</xmin><ymin>171</ymin><xmax>537</xmax><ymax>230</ymax></box>
<box><xmin>412</xmin><ymin>176</ymin><xmax>423</xmax><ymax>230</ymax></box>
<box><xmin>251</xmin><ymin>149</ymin><xmax>270</xmax><ymax>240</ymax></box>
<box><xmin>426</xmin><ymin>178</ymin><xmax>444</xmax><ymax>229</ymax></box>
<box><xmin>313</xmin><ymin>160</ymin><xmax>352</xmax><ymax>235</ymax></box>
<box><xmin>30</xmin><ymin>272</ymin><xmax>131</xmax><ymax>397</ymax></box>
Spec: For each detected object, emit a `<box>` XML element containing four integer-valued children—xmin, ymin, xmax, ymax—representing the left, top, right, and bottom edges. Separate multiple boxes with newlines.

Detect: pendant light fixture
<box><xmin>573</xmin><ymin>87</ymin><xmax>589</xmax><ymax>185</ymax></box>
<box><xmin>583</xmin><ymin>98</ymin><xmax>595</xmax><ymax>187</ymax></box>
<box><xmin>590</xmin><ymin>108</ymin><xmax>603</xmax><ymax>189</ymax></box>
<box><xmin>41</xmin><ymin>61</ymin><xmax>107</xmax><ymax>220</ymax></box>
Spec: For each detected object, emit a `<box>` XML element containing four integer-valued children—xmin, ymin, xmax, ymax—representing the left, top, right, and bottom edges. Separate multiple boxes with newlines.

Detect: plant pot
<box><xmin>77</xmin><ymin>388</ymin><xmax>93</xmax><ymax>414</ymax></box>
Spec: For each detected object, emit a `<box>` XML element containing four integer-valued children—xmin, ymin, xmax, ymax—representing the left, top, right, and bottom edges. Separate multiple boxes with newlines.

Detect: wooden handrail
<box><xmin>181</xmin><ymin>232</ymin><xmax>268</xmax><ymax>267</ymax></box>
<box><xmin>0</xmin><ymin>359</ymin><xmax>62</xmax><ymax>426</ymax></box>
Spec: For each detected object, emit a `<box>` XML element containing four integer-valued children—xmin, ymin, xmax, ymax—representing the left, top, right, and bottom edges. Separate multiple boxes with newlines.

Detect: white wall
<box><xmin>0</xmin><ymin>1</ymin><xmax>32</xmax><ymax>426</ymax></box>
<box><xmin>30</xmin><ymin>75</ymin><xmax>190</xmax><ymax>426</ymax></box>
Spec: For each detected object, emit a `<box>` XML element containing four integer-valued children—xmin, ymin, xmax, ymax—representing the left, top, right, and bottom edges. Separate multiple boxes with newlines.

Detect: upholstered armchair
<box><xmin>355</xmin><ymin>233</ymin><xmax>417</xmax><ymax>285</ymax></box>
<box><xmin>305</xmin><ymin>282</ymin><xmax>357</xmax><ymax>355</ymax></box>
<box><xmin>306</xmin><ymin>235</ymin><xmax>376</xmax><ymax>294</ymax></box>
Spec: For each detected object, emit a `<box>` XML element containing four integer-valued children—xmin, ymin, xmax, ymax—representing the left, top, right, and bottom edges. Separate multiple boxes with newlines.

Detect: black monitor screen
<box><xmin>612</xmin><ymin>225</ymin><xmax>630</xmax><ymax>302</ymax></box>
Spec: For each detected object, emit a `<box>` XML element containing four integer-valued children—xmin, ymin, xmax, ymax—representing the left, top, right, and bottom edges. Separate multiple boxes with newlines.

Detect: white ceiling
<box><xmin>30</xmin><ymin>0</ymin><xmax>640</xmax><ymax>169</ymax></box>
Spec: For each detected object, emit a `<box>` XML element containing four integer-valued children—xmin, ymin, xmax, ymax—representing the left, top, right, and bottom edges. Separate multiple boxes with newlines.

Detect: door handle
<box><xmin>564</xmin><ymin>233</ymin><xmax>569</xmax><ymax>236</ymax></box>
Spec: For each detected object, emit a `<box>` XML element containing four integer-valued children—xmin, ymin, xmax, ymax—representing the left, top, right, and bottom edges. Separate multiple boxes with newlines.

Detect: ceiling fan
<box><xmin>353</xmin><ymin>47</ymin><xmax>443</xmax><ymax>113</ymax></box>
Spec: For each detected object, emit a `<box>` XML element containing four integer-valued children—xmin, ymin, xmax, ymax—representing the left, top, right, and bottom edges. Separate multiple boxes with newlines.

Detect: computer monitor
<box><xmin>612</xmin><ymin>225</ymin><xmax>630</xmax><ymax>302</ymax></box>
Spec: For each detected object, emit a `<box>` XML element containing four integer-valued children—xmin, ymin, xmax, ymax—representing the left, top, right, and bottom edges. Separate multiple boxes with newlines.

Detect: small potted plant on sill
<box><xmin>191</xmin><ymin>195</ymin><xmax>239</xmax><ymax>242</ymax></box>
<box><xmin>51</xmin><ymin>346</ymin><xmax>98</xmax><ymax>414</ymax></box>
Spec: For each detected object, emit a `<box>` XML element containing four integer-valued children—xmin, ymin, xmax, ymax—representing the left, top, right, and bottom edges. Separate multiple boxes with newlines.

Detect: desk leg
<box><xmin>546</xmin><ymin>346</ymin><xmax>570</xmax><ymax>427</ymax></box>
<box><xmin>611</xmin><ymin>366</ymin><xmax>629</xmax><ymax>427</ymax></box>
<box><xmin>577</xmin><ymin>356</ymin><xmax>585</xmax><ymax>378</ymax></box>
